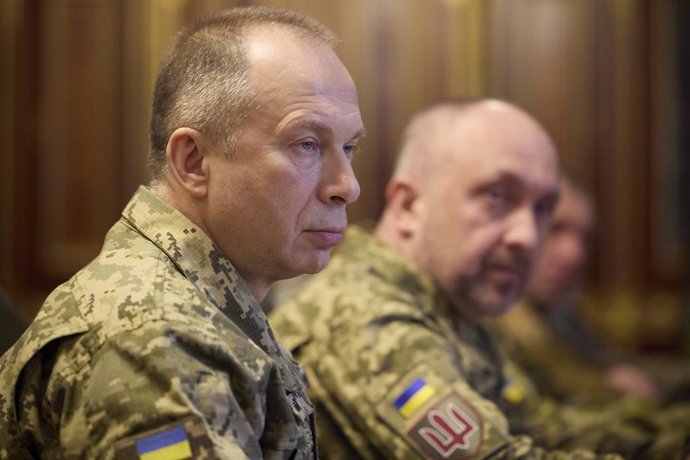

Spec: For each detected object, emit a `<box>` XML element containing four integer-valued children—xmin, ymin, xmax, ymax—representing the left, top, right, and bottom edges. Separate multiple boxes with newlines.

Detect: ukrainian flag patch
<box><xmin>501</xmin><ymin>378</ymin><xmax>525</xmax><ymax>405</ymax></box>
<box><xmin>393</xmin><ymin>378</ymin><xmax>437</xmax><ymax>418</ymax></box>
<box><xmin>136</xmin><ymin>425</ymin><xmax>192</xmax><ymax>460</ymax></box>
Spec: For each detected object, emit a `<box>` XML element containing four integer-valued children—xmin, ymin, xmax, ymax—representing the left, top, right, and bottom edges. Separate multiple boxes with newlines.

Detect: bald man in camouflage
<box><xmin>271</xmin><ymin>99</ymin><xmax>690</xmax><ymax>459</ymax></box>
<box><xmin>0</xmin><ymin>6</ymin><xmax>363</xmax><ymax>459</ymax></box>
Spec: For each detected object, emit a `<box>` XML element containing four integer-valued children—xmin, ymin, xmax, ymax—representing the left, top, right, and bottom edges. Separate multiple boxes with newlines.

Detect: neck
<box><xmin>153</xmin><ymin>181</ymin><xmax>270</xmax><ymax>303</ymax></box>
<box><xmin>244</xmin><ymin>277</ymin><xmax>271</xmax><ymax>304</ymax></box>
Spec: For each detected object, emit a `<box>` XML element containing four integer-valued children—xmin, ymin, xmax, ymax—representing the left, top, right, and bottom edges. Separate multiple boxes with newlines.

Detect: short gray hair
<box><xmin>148</xmin><ymin>6</ymin><xmax>337</xmax><ymax>181</ymax></box>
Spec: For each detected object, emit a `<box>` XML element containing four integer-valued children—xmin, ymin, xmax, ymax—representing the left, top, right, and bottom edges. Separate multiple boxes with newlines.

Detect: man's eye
<box><xmin>298</xmin><ymin>141</ymin><xmax>318</xmax><ymax>152</ymax></box>
<box><xmin>343</xmin><ymin>144</ymin><xmax>359</xmax><ymax>157</ymax></box>
<box><xmin>488</xmin><ymin>188</ymin><xmax>508</xmax><ymax>202</ymax></box>
<box><xmin>482</xmin><ymin>187</ymin><xmax>513</xmax><ymax>216</ymax></box>
<box><xmin>535</xmin><ymin>198</ymin><xmax>557</xmax><ymax>218</ymax></box>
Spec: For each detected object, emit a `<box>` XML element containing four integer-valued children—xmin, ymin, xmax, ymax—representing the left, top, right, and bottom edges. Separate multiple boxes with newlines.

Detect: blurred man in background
<box><xmin>492</xmin><ymin>178</ymin><xmax>662</xmax><ymax>404</ymax></box>
<box><xmin>271</xmin><ymin>98</ymin><xmax>690</xmax><ymax>459</ymax></box>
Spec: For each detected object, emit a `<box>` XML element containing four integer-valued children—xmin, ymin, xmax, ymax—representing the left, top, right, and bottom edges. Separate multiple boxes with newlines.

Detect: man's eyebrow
<box><xmin>474</xmin><ymin>171</ymin><xmax>557</xmax><ymax>195</ymax></box>
<box><xmin>282</xmin><ymin>119</ymin><xmax>366</xmax><ymax>141</ymax></box>
<box><xmin>351</xmin><ymin>127</ymin><xmax>366</xmax><ymax>141</ymax></box>
<box><xmin>475</xmin><ymin>170</ymin><xmax>521</xmax><ymax>190</ymax></box>
<box><xmin>495</xmin><ymin>171</ymin><xmax>561</xmax><ymax>204</ymax></box>
<box><xmin>298</xmin><ymin>120</ymin><xmax>333</xmax><ymax>135</ymax></box>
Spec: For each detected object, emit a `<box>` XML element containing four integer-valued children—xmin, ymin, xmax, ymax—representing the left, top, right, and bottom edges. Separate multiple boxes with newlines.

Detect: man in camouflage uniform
<box><xmin>492</xmin><ymin>178</ymin><xmax>663</xmax><ymax>405</ymax></box>
<box><xmin>271</xmin><ymin>99</ymin><xmax>690</xmax><ymax>459</ymax></box>
<box><xmin>0</xmin><ymin>6</ymin><xmax>363</xmax><ymax>459</ymax></box>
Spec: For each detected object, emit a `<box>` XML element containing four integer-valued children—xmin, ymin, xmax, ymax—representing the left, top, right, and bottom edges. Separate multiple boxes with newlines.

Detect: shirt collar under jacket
<box><xmin>121</xmin><ymin>186</ymin><xmax>280</xmax><ymax>357</ymax></box>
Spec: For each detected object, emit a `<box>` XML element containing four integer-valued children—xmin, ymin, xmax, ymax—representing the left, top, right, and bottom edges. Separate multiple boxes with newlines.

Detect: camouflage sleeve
<box><xmin>492</xmin><ymin>314</ymin><xmax>616</xmax><ymax>403</ymax></box>
<box><xmin>643</xmin><ymin>403</ymin><xmax>690</xmax><ymax>458</ymax></box>
<box><xmin>34</xmin><ymin>318</ymin><xmax>278</xmax><ymax>459</ymax></box>
<box><xmin>309</xmin><ymin>304</ymin><xmax>620</xmax><ymax>460</ymax></box>
<box><xmin>503</xmin><ymin>357</ymin><xmax>690</xmax><ymax>458</ymax></box>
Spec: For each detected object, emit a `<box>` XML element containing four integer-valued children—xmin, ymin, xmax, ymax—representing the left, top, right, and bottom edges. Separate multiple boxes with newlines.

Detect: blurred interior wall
<box><xmin>1</xmin><ymin>0</ymin><xmax>687</xmax><ymax>353</ymax></box>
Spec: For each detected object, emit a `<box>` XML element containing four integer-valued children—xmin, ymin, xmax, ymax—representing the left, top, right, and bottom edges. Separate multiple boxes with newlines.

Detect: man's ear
<box><xmin>385</xmin><ymin>179</ymin><xmax>422</xmax><ymax>239</ymax></box>
<box><xmin>166</xmin><ymin>127</ymin><xmax>209</xmax><ymax>198</ymax></box>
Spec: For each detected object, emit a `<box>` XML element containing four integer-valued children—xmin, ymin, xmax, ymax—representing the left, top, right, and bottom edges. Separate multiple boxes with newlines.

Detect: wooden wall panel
<box><xmin>35</xmin><ymin>0</ymin><xmax>124</xmax><ymax>280</ymax></box>
<box><xmin>0</xmin><ymin>0</ymin><xmax>18</xmax><ymax>288</ymax></box>
<box><xmin>375</xmin><ymin>0</ymin><xmax>486</xmax><ymax>215</ymax></box>
<box><xmin>596</xmin><ymin>1</ymin><xmax>649</xmax><ymax>291</ymax></box>
<box><xmin>487</xmin><ymin>0</ymin><xmax>598</xmax><ymax>184</ymax></box>
<box><xmin>120</xmin><ymin>0</ymin><xmax>157</xmax><ymax>197</ymax></box>
<box><xmin>649</xmin><ymin>0</ymin><xmax>685</xmax><ymax>282</ymax></box>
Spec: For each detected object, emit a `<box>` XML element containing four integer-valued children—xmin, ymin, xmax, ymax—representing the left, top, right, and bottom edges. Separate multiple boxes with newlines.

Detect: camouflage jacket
<box><xmin>0</xmin><ymin>186</ymin><xmax>316</xmax><ymax>459</ymax></box>
<box><xmin>271</xmin><ymin>227</ymin><xmax>689</xmax><ymax>459</ymax></box>
<box><xmin>492</xmin><ymin>299</ymin><xmax>690</xmax><ymax>407</ymax></box>
<box><xmin>490</xmin><ymin>299</ymin><xmax>618</xmax><ymax>404</ymax></box>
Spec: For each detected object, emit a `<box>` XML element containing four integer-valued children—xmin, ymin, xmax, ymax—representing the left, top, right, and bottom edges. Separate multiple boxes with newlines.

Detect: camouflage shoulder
<box><xmin>374</xmin><ymin>363</ymin><xmax>625</xmax><ymax>459</ymax></box>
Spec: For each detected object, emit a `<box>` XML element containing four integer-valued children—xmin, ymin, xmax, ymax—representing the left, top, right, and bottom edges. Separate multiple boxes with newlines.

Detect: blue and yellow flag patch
<box><xmin>501</xmin><ymin>378</ymin><xmax>525</xmax><ymax>405</ymax></box>
<box><xmin>393</xmin><ymin>378</ymin><xmax>437</xmax><ymax>418</ymax></box>
<box><xmin>135</xmin><ymin>425</ymin><xmax>192</xmax><ymax>460</ymax></box>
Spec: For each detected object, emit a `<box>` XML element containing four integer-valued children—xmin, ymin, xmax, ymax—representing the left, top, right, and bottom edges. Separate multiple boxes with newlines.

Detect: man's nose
<box><xmin>505</xmin><ymin>207</ymin><xmax>540</xmax><ymax>253</ymax></box>
<box><xmin>320</xmin><ymin>153</ymin><xmax>360</xmax><ymax>205</ymax></box>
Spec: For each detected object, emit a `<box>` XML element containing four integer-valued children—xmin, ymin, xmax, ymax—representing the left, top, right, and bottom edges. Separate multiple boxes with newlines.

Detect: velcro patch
<box><xmin>501</xmin><ymin>378</ymin><xmax>526</xmax><ymax>405</ymax></box>
<box><xmin>406</xmin><ymin>391</ymin><xmax>482</xmax><ymax>459</ymax></box>
<box><xmin>393</xmin><ymin>378</ymin><xmax>437</xmax><ymax>418</ymax></box>
<box><xmin>114</xmin><ymin>415</ymin><xmax>213</xmax><ymax>459</ymax></box>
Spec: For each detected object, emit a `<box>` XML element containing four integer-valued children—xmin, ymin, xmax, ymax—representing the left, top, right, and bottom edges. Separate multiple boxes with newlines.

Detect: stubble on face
<box><xmin>415</xmin><ymin>101</ymin><xmax>559</xmax><ymax>323</ymax></box>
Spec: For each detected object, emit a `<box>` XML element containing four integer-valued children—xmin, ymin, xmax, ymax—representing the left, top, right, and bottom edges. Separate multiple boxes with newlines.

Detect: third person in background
<box><xmin>492</xmin><ymin>176</ymin><xmax>690</xmax><ymax>404</ymax></box>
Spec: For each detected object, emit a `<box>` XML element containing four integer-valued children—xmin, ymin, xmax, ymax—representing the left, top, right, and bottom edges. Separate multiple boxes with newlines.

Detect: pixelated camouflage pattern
<box><xmin>271</xmin><ymin>226</ymin><xmax>628</xmax><ymax>459</ymax></box>
<box><xmin>0</xmin><ymin>186</ymin><xmax>316</xmax><ymax>459</ymax></box>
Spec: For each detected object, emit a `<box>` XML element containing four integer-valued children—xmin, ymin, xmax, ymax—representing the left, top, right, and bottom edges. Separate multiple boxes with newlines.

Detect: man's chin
<box><xmin>294</xmin><ymin>251</ymin><xmax>333</xmax><ymax>275</ymax></box>
<box><xmin>481</xmin><ymin>291</ymin><xmax>521</xmax><ymax>317</ymax></box>
<box><xmin>487</xmin><ymin>301</ymin><xmax>516</xmax><ymax>317</ymax></box>
<box><xmin>451</xmin><ymin>295</ymin><xmax>515</xmax><ymax>322</ymax></box>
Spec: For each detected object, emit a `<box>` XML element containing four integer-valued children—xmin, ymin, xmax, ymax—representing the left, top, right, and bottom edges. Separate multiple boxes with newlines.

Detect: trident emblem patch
<box><xmin>407</xmin><ymin>392</ymin><xmax>482</xmax><ymax>459</ymax></box>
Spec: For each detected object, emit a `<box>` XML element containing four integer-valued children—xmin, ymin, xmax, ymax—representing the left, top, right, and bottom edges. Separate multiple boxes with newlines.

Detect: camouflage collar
<box><xmin>121</xmin><ymin>186</ymin><xmax>279</xmax><ymax>356</ymax></box>
<box><xmin>341</xmin><ymin>227</ymin><xmax>499</xmax><ymax>369</ymax></box>
<box><xmin>338</xmin><ymin>226</ymin><xmax>448</xmax><ymax>317</ymax></box>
